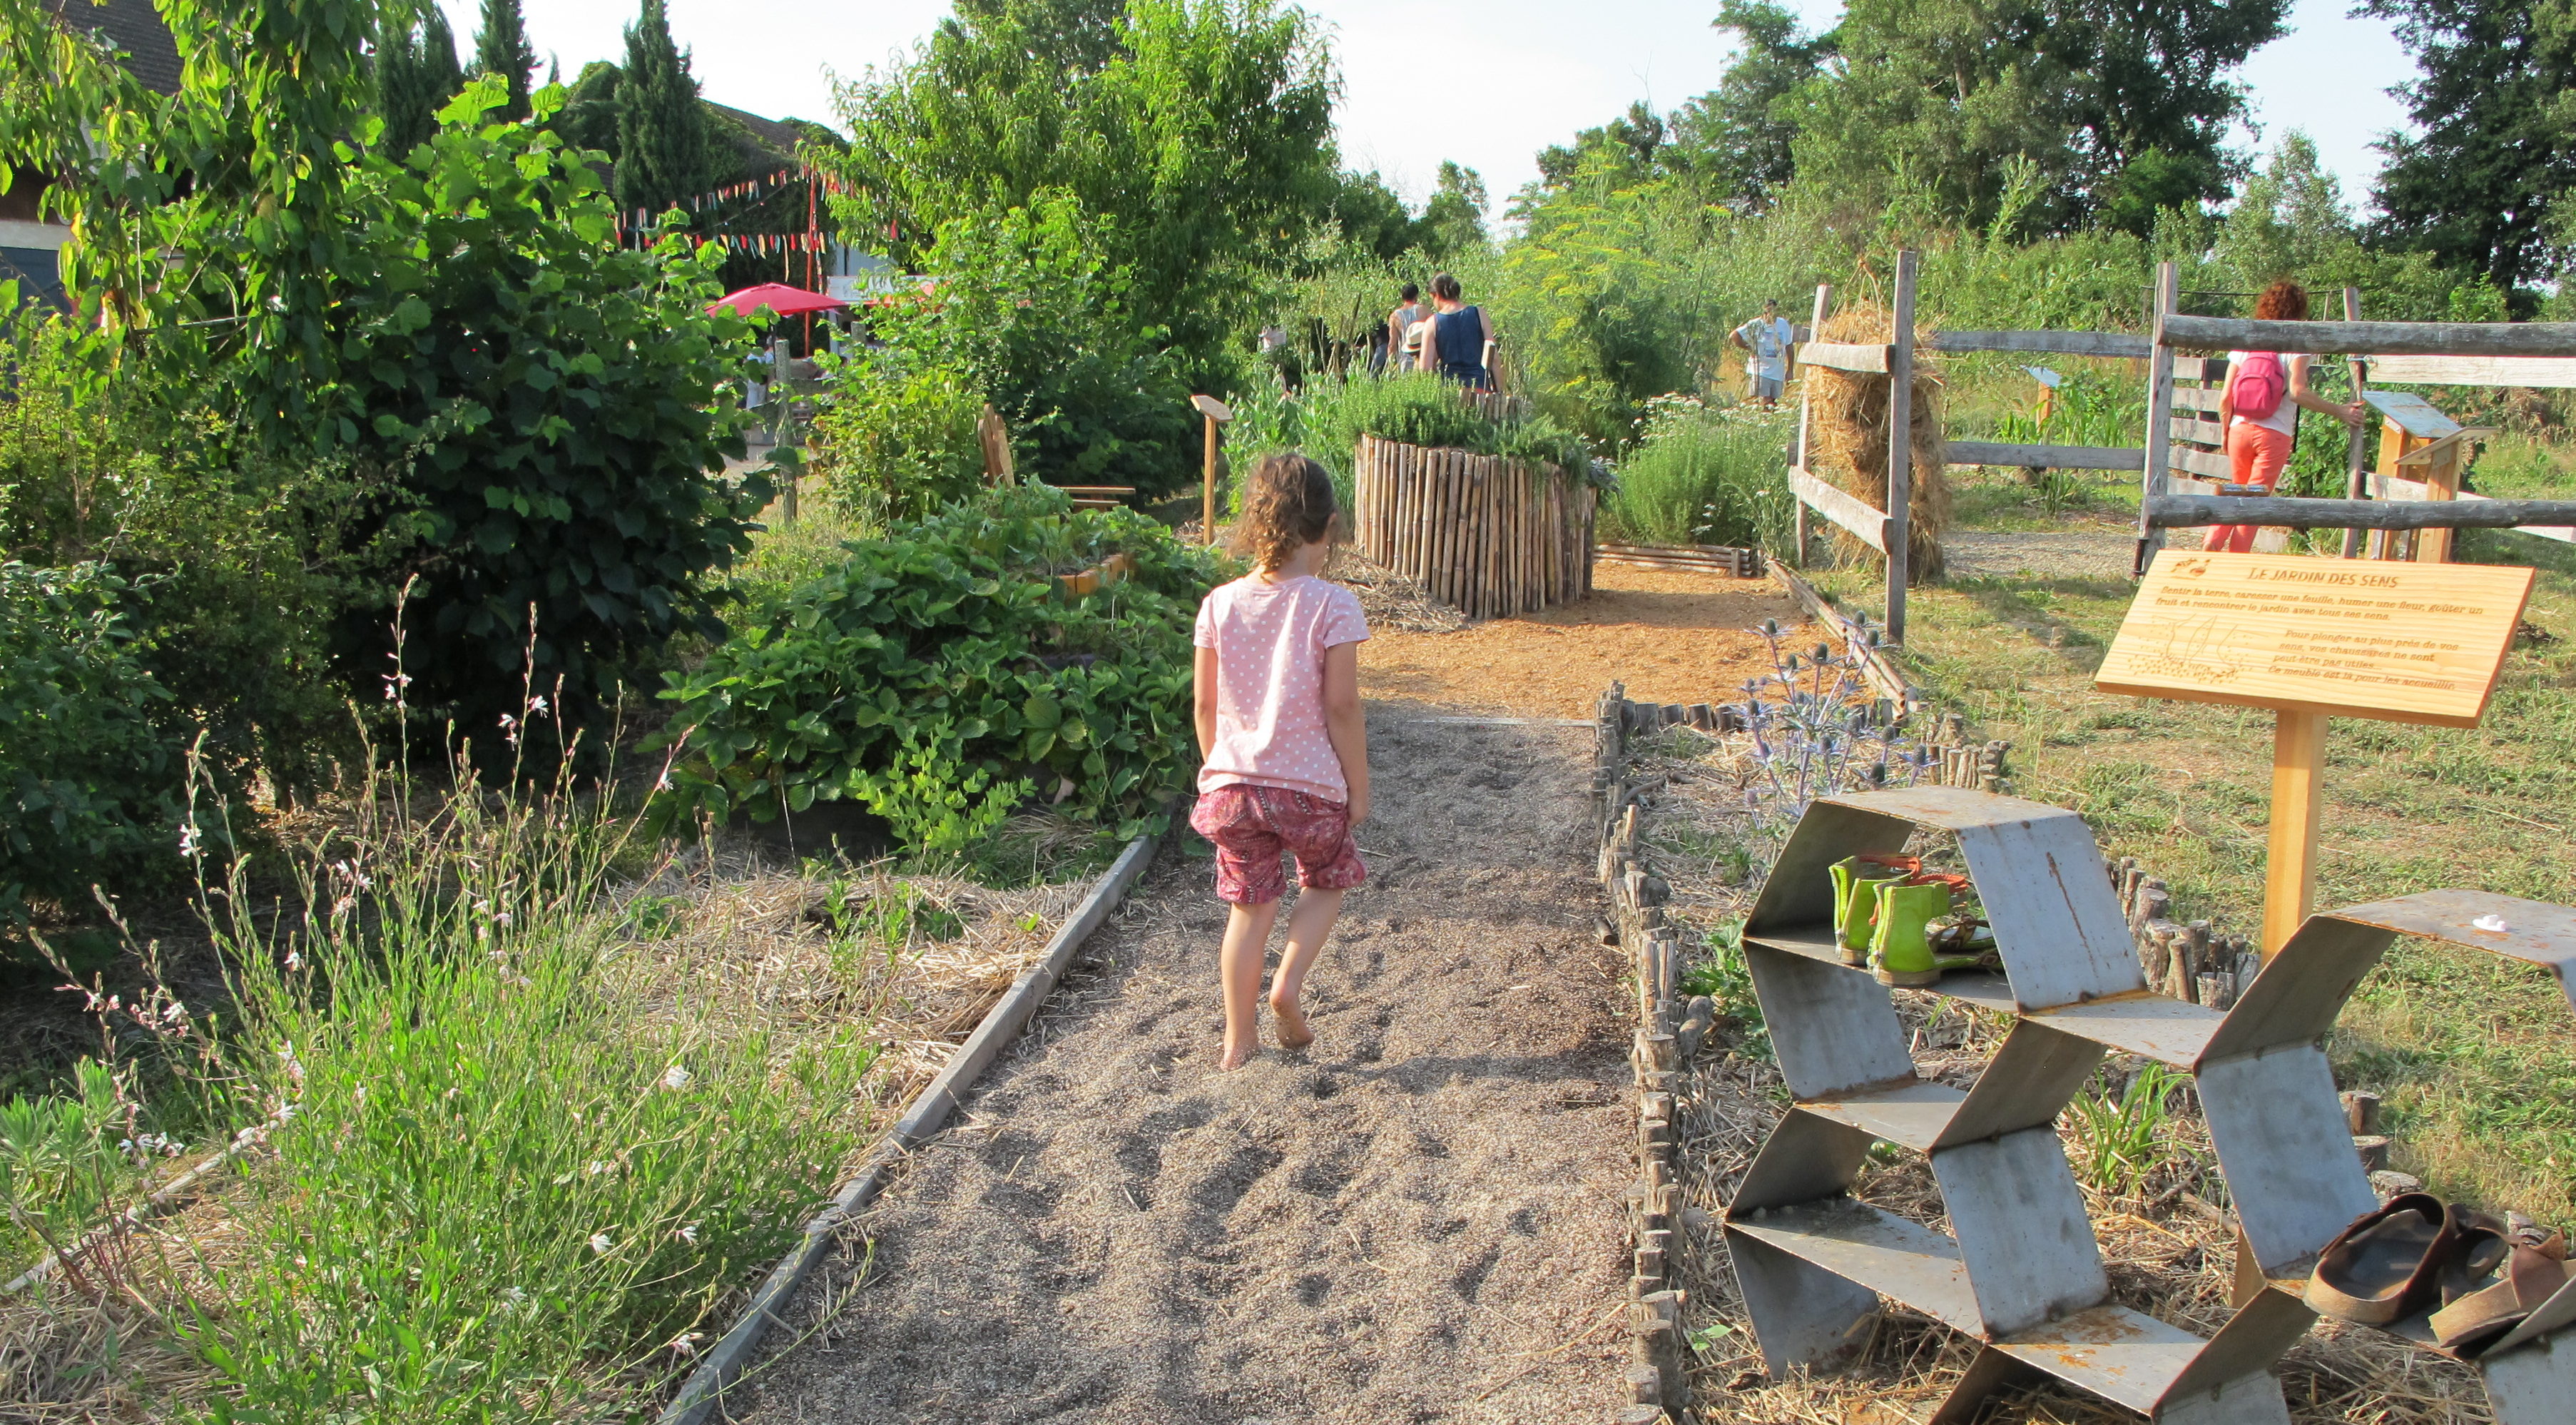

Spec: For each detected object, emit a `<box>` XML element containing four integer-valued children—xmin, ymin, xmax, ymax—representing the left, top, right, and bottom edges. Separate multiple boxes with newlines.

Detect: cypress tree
<box><xmin>422</xmin><ymin>7</ymin><xmax>465</xmax><ymax>106</ymax></box>
<box><xmin>377</xmin><ymin>7</ymin><xmax>467</xmax><ymax>155</ymax></box>
<box><xmin>615</xmin><ymin>0</ymin><xmax>709</xmax><ymax>214</ymax></box>
<box><xmin>375</xmin><ymin>14</ymin><xmax>424</xmax><ymax>153</ymax></box>
<box><xmin>474</xmin><ymin>0</ymin><xmax>537</xmax><ymax>122</ymax></box>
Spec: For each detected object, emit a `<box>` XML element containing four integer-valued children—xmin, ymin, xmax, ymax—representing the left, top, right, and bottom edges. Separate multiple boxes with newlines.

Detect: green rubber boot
<box><xmin>1830</xmin><ymin>857</ymin><xmax>1908</xmax><ymax>963</ymax></box>
<box><xmin>1869</xmin><ymin>880</ymin><xmax>1972</xmax><ymax>987</ymax></box>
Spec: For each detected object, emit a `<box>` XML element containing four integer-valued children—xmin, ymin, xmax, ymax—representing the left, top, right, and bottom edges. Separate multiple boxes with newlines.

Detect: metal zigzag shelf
<box><xmin>1728</xmin><ymin>786</ymin><xmax>2575</xmax><ymax>1425</ymax></box>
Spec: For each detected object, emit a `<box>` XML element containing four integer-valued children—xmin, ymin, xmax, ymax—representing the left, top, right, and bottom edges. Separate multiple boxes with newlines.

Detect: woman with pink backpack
<box><xmin>2207</xmin><ymin>280</ymin><xmax>2368</xmax><ymax>553</ymax></box>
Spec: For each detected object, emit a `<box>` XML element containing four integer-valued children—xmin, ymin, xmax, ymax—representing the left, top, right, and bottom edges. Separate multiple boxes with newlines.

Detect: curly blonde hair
<box><xmin>1233</xmin><ymin>453</ymin><xmax>1339</xmax><ymax>572</ymax></box>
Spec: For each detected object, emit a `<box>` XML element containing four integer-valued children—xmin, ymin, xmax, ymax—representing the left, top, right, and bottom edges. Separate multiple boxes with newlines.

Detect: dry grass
<box><xmin>1619</xmin><ymin>724</ymin><xmax>2501</xmax><ymax>1425</ymax></box>
<box><xmin>1810</xmin><ymin>305</ymin><xmax>1950</xmax><ymax>580</ymax></box>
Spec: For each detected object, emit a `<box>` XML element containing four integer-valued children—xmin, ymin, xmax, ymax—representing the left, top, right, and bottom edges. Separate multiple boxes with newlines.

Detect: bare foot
<box><xmin>1219</xmin><ymin>1038</ymin><xmax>1258</xmax><ymax>1070</ymax></box>
<box><xmin>1270</xmin><ymin>998</ymin><xmax>1314</xmax><ymax>1050</ymax></box>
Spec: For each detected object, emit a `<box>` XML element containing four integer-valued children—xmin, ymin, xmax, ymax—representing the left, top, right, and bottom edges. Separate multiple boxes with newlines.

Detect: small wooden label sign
<box><xmin>2097</xmin><ymin>551</ymin><xmax>2533</xmax><ymax>727</ymax></box>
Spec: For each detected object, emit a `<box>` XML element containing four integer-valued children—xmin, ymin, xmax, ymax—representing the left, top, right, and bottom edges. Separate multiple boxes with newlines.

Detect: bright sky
<box><xmin>448</xmin><ymin>0</ymin><xmax>2421</xmax><ymax>218</ymax></box>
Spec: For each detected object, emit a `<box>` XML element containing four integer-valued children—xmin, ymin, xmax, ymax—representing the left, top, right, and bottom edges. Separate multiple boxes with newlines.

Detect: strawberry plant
<box><xmin>654</xmin><ymin>486</ymin><xmax>1224</xmax><ymax>851</ymax></box>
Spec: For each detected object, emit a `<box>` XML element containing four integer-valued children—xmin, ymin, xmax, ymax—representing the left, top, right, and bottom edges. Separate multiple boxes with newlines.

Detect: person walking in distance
<box><xmin>1387</xmin><ymin>281</ymin><xmax>1427</xmax><ymax>374</ymax></box>
<box><xmin>1415</xmin><ymin>272</ymin><xmax>1496</xmax><ymax>389</ymax></box>
<box><xmin>1730</xmin><ymin>298</ymin><xmax>1796</xmax><ymax>410</ymax></box>
<box><xmin>1190</xmin><ymin>455</ymin><xmax>1372</xmax><ymax>1069</ymax></box>
<box><xmin>2207</xmin><ymin>280</ymin><xmax>2366</xmax><ymax>553</ymax></box>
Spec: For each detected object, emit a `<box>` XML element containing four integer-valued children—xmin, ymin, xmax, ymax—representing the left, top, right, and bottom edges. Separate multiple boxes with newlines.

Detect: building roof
<box><xmin>48</xmin><ymin>0</ymin><xmax>183</xmax><ymax>95</ymax></box>
<box><xmin>706</xmin><ymin>101</ymin><xmax>810</xmax><ymax>163</ymax></box>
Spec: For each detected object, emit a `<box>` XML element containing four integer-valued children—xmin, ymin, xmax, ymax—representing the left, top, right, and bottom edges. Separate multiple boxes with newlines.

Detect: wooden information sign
<box><xmin>2099</xmin><ymin>551</ymin><xmax>2533</xmax><ymax>954</ymax></box>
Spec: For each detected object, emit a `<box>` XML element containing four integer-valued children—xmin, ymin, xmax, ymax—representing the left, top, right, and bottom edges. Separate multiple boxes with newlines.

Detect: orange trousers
<box><xmin>2204</xmin><ymin>422</ymin><xmax>2293</xmax><ymax>554</ymax></box>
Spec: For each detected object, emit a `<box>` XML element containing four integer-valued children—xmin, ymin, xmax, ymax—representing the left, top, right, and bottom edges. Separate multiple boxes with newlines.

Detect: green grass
<box><xmin>1808</xmin><ymin>515</ymin><xmax>2576</xmax><ymax>1219</ymax></box>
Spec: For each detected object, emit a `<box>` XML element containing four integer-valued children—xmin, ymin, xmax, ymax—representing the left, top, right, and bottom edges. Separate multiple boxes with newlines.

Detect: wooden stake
<box><xmin>1794</xmin><ymin>283</ymin><xmax>1831</xmax><ymax>565</ymax></box>
<box><xmin>1201</xmin><ymin>415</ymin><xmax>1219</xmax><ymax>544</ymax></box>
<box><xmin>1885</xmin><ymin>250</ymin><xmax>1918</xmax><ymax>644</ymax></box>
<box><xmin>2263</xmin><ymin>708</ymin><xmax>2328</xmax><ymax>956</ymax></box>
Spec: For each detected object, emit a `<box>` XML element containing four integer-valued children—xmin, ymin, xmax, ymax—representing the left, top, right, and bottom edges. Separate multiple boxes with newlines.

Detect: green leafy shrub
<box><xmin>840</xmin><ymin>195</ymin><xmax>1200</xmax><ymax>497</ymax></box>
<box><xmin>811</xmin><ymin>358</ymin><xmax>987</xmax><ymax>526</ymax></box>
<box><xmin>657</xmin><ymin>485</ymin><xmax>1224</xmax><ymax>851</ymax></box>
<box><xmin>329</xmin><ymin>81</ymin><xmax>769</xmax><ymax>738</ymax></box>
<box><xmin>0</xmin><ymin>562</ymin><xmax>185</xmax><ymax>936</ymax></box>
<box><xmin>1601</xmin><ymin>396</ymin><xmax>1794</xmax><ymax>549</ymax></box>
<box><xmin>1</xmin><ymin>313</ymin><xmax>384</xmax><ymax>803</ymax></box>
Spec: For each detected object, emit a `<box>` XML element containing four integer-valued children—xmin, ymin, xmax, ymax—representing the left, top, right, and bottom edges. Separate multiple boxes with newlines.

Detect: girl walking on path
<box><xmin>1189</xmin><ymin>455</ymin><xmax>1373</xmax><ymax>1070</ymax></box>
<box><xmin>1415</xmin><ymin>271</ymin><xmax>1496</xmax><ymax>389</ymax></box>
<box><xmin>2208</xmin><ymin>280</ymin><xmax>2366</xmax><ymax>553</ymax></box>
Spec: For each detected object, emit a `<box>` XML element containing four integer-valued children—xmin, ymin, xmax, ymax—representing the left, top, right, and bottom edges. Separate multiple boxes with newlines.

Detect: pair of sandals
<box><xmin>2308</xmin><ymin>1192</ymin><xmax>2570</xmax><ymax>1358</ymax></box>
<box><xmin>1827</xmin><ymin>853</ymin><xmax>1999</xmax><ymax>988</ymax></box>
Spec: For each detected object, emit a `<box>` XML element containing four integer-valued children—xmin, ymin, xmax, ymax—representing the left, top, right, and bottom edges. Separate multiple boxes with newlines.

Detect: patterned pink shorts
<box><xmin>1189</xmin><ymin>784</ymin><xmax>1368</xmax><ymax>906</ymax></box>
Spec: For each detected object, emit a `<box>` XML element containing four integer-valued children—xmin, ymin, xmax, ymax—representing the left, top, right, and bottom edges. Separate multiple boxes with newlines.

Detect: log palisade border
<box><xmin>658</xmin><ymin>833</ymin><xmax>1159</xmax><ymax>1425</ymax></box>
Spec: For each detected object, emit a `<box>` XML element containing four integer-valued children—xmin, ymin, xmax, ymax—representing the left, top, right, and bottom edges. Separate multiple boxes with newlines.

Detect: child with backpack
<box><xmin>2208</xmin><ymin>280</ymin><xmax>2368</xmax><ymax>553</ymax></box>
<box><xmin>1189</xmin><ymin>454</ymin><xmax>1371</xmax><ymax>1070</ymax></box>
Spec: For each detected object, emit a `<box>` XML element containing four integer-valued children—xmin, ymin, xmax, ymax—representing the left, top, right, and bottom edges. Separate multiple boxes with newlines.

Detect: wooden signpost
<box><xmin>2099</xmin><ymin>550</ymin><xmax>2533</xmax><ymax>953</ymax></box>
<box><xmin>1191</xmin><ymin>393</ymin><xmax>1234</xmax><ymax>545</ymax></box>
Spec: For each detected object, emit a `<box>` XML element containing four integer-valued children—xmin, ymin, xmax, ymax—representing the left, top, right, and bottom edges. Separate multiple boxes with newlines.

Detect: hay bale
<box><xmin>1808</xmin><ymin>305</ymin><xmax>1948</xmax><ymax>580</ymax></box>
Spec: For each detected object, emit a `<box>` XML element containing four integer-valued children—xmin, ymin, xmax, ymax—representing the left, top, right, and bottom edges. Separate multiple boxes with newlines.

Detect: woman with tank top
<box><xmin>1414</xmin><ymin>272</ymin><xmax>1496</xmax><ymax>390</ymax></box>
<box><xmin>2206</xmin><ymin>280</ymin><xmax>2366</xmax><ymax>553</ymax></box>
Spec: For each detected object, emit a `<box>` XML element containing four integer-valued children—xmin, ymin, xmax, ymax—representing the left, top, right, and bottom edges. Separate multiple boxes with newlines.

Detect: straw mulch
<box><xmin>1326</xmin><ymin>542</ymin><xmax>1470</xmax><ymax>633</ymax></box>
<box><xmin>1619</xmin><ymin>725</ymin><xmax>2498</xmax><ymax>1425</ymax></box>
<box><xmin>1809</xmin><ymin>305</ymin><xmax>1949</xmax><ymax>582</ymax></box>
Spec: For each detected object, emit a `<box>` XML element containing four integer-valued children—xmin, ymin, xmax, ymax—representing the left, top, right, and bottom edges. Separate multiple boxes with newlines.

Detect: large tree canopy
<box><xmin>1771</xmin><ymin>0</ymin><xmax>2284</xmax><ymax>228</ymax></box>
<box><xmin>2363</xmin><ymin>0</ymin><xmax>2576</xmax><ymax>298</ymax></box>
<box><xmin>824</xmin><ymin>0</ymin><xmax>1338</xmax><ymax>379</ymax></box>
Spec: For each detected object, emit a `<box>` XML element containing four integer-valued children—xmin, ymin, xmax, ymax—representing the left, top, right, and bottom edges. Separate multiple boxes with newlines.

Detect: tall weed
<box><xmin>172</xmin><ymin>744</ymin><xmax>882</xmax><ymax>1416</ymax></box>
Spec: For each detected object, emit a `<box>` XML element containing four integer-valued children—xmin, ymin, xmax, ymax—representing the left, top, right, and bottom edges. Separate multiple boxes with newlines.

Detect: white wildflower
<box><xmin>177</xmin><ymin>823</ymin><xmax>203</xmax><ymax>858</ymax></box>
<box><xmin>661</xmin><ymin>1065</ymin><xmax>692</xmax><ymax>1092</ymax></box>
<box><xmin>666</xmin><ymin>1331</ymin><xmax>703</xmax><ymax>1356</ymax></box>
<box><xmin>678</xmin><ymin>1222</ymin><xmax>699</xmax><ymax>1245</ymax></box>
<box><xmin>588</xmin><ymin>1232</ymin><xmax>613</xmax><ymax>1255</ymax></box>
<box><xmin>527</xmin><ymin>694</ymin><xmax>549</xmax><ymax>714</ymax></box>
<box><xmin>587</xmin><ymin>1160</ymin><xmax>610</xmax><ymax>1176</ymax></box>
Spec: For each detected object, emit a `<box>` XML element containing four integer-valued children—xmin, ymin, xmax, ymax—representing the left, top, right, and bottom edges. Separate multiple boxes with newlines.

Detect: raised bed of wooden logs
<box><xmin>1353</xmin><ymin>434</ymin><xmax>1596</xmax><ymax>619</ymax></box>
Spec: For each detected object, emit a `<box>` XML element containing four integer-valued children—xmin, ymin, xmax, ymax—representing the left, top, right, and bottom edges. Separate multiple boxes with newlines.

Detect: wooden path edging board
<box><xmin>659</xmin><ymin>831</ymin><xmax>1160</xmax><ymax>1425</ymax></box>
<box><xmin>1765</xmin><ymin>557</ymin><xmax>1922</xmax><ymax>715</ymax></box>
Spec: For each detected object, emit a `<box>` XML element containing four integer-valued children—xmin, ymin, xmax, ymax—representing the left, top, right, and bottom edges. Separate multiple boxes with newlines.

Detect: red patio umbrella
<box><xmin>705</xmin><ymin>283</ymin><xmax>848</xmax><ymax>318</ymax></box>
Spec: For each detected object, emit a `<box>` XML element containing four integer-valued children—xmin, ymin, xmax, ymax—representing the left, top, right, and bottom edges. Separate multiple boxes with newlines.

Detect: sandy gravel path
<box><xmin>730</xmin><ymin>705</ymin><xmax>1631</xmax><ymax>1424</ymax></box>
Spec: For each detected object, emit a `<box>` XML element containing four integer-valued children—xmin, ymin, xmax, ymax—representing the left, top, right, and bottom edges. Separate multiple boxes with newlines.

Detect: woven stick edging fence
<box><xmin>658</xmin><ymin>832</ymin><xmax>1159</xmax><ymax>1425</ymax></box>
<box><xmin>1595</xmin><ymin>681</ymin><xmax>1686</xmax><ymax>1425</ymax></box>
<box><xmin>1354</xmin><ymin>434</ymin><xmax>1596</xmax><ymax>619</ymax></box>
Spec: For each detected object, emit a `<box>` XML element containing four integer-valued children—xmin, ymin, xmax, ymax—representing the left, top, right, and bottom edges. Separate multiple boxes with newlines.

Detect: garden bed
<box><xmin>1594</xmin><ymin>683</ymin><xmax>2500</xmax><ymax>1424</ymax></box>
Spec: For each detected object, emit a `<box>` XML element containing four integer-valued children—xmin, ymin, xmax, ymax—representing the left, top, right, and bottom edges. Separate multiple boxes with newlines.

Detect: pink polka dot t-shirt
<box><xmin>1193</xmin><ymin>573</ymin><xmax>1370</xmax><ymax>801</ymax></box>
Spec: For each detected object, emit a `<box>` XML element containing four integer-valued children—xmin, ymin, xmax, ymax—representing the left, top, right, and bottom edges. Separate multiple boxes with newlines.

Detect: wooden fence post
<box><xmin>2137</xmin><ymin>262</ymin><xmax>2179</xmax><ymax>577</ymax></box>
<box><xmin>1885</xmin><ymin>250</ymin><xmax>1917</xmax><ymax>644</ymax></box>
<box><xmin>1793</xmin><ymin>283</ymin><xmax>1831</xmax><ymax>566</ymax></box>
<box><xmin>2342</xmin><ymin>288</ymin><xmax>2371</xmax><ymax>559</ymax></box>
